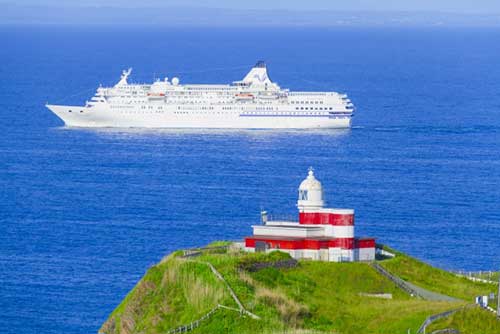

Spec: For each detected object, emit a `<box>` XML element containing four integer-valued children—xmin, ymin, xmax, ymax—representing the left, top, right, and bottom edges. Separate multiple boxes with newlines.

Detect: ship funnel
<box><xmin>255</xmin><ymin>60</ymin><xmax>266</xmax><ymax>68</ymax></box>
<box><xmin>242</xmin><ymin>61</ymin><xmax>272</xmax><ymax>85</ymax></box>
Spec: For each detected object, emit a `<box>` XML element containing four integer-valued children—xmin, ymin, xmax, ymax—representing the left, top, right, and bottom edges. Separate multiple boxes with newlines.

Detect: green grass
<box><xmin>190</xmin><ymin>307</ymin><xmax>284</xmax><ymax>334</ymax></box>
<box><xmin>206</xmin><ymin>240</ymin><xmax>234</xmax><ymax>247</ymax></box>
<box><xmin>197</xmin><ymin>251</ymin><xmax>292</xmax><ymax>328</ymax></box>
<box><xmin>196</xmin><ymin>250</ymin><xmax>460</xmax><ymax>333</ymax></box>
<box><xmin>426</xmin><ymin>307</ymin><xmax>500</xmax><ymax>334</ymax></box>
<box><xmin>100</xmin><ymin>256</ymin><xmax>233</xmax><ymax>334</ymax></box>
<box><xmin>378</xmin><ymin>246</ymin><xmax>495</xmax><ymax>301</ymax></box>
<box><xmin>246</xmin><ymin>260</ymin><xmax>459</xmax><ymax>334</ymax></box>
<box><xmin>100</xmin><ymin>244</ymin><xmax>500</xmax><ymax>334</ymax></box>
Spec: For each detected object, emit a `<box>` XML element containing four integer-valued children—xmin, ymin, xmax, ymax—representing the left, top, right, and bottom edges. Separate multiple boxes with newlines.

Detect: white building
<box><xmin>245</xmin><ymin>169</ymin><xmax>376</xmax><ymax>262</ymax></box>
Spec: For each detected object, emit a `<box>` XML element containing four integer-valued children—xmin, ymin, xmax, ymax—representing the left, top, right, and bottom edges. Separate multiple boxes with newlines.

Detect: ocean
<box><xmin>0</xmin><ymin>26</ymin><xmax>499</xmax><ymax>333</ymax></box>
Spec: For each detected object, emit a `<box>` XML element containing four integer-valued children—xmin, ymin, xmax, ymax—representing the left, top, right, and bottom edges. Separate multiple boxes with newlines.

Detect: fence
<box><xmin>165</xmin><ymin>304</ymin><xmax>244</xmax><ymax>334</ymax></box>
<box><xmin>166</xmin><ymin>304</ymin><xmax>221</xmax><ymax>334</ymax></box>
<box><xmin>416</xmin><ymin>305</ymin><xmax>476</xmax><ymax>334</ymax></box>
<box><xmin>182</xmin><ymin>245</ymin><xmax>230</xmax><ymax>258</ymax></box>
<box><xmin>451</xmin><ymin>270</ymin><xmax>498</xmax><ymax>285</ymax></box>
<box><xmin>165</xmin><ymin>246</ymin><xmax>260</xmax><ymax>333</ymax></box>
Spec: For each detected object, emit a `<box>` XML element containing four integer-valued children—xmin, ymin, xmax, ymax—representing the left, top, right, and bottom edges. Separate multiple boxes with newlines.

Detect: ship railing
<box><xmin>288</xmin><ymin>92</ymin><xmax>329</xmax><ymax>96</ymax></box>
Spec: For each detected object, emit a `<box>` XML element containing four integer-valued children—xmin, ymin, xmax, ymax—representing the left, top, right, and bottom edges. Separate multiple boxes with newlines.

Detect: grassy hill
<box><xmin>100</xmin><ymin>244</ymin><xmax>499</xmax><ymax>334</ymax></box>
<box><xmin>378</xmin><ymin>245</ymin><xmax>494</xmax><ymax>301</ymax></box>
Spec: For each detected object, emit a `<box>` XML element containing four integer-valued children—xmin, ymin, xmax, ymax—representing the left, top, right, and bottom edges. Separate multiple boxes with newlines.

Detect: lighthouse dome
<box><xmin>299</xmin><ymin>169</ymin><xmax>322</xmax><ymax>191</ymax></box>
<box><xmin>297</xmin><ymin>168</ymin><xmax>324</xmax><ymax>211</ymax></box>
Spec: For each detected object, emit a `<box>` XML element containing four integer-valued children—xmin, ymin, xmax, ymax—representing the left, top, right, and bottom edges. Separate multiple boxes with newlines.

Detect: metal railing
<box><xmin>371</xmin><ymin>262</ymin><xmax>424</xmax><ymax>298</ymax></box>
<box><xmin>416</xmin><ymin>305</ymin><xmax>475</xmax><ymax>334</ymax></box>
<box><xmin>165</xmin><ymin>246</ymin><xmax>259</xmax><ymax>333</ymax></box>
<box><xmin>166</xmin><ymin>305</ymin><xmax>221</xmax><ymax>334</ymax></box>
<box><xmin>265</xmin><ymin>214</ymin><xmax>297</xmax><ymax>222</ymax></box>
<box><xmin>450</xmin><ymin>270</ymin><xmax>499</xmax><ymax>284</ymax></box>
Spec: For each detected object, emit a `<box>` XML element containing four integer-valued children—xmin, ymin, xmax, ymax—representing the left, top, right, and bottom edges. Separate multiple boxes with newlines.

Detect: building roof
<box><xmin>299</xmin><ymin>168</ymin><xmax>322</xmax><ymax>191</ymax></box>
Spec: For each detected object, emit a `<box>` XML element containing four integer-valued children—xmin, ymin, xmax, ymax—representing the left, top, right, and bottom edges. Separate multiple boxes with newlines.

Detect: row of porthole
<box><xmin>296</xmin><ymin>107</ymin><xmax>333</xmax><ymax>111</ymax></box>
<box><xmin>243</xmin><ymin>112</ymin><xmax>324</xmax><ymax>115</ymax></box>
<box><xmin>291</xmin><ymin>100</ymin><xmax>324</xmax><ymax>105</ymax></box>
<box><xmin>68</xmin><ymin>110</ymin><xmax>84</xmax><ymax>113</ymax></box>
<box><xmin>174</xmin><ymin>111</ymin><xmax>239</xmax><ymax>114</ymax></box>
<box><xmin>115</xmin><ymin>110</ymin><xmax>165</xmax><ymax>114</ymax></box>
<box><xmin>112</xmin><ymin>100</ymin><xmax>277</xmax><ymax>105</ymax></box>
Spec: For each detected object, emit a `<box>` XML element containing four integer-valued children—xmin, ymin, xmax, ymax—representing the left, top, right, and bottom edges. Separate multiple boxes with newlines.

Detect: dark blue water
<box><xmin>1</xmin><ymin>26</ymin><xmax>500</xmax><ymax>334</ymax></box>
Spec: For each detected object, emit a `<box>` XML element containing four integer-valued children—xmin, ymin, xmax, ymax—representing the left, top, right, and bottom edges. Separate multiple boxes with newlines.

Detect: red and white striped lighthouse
<box><xmin>245</xmin><ymin>168</ymin><xmax>375</xmax><ymax>262</ymax></box>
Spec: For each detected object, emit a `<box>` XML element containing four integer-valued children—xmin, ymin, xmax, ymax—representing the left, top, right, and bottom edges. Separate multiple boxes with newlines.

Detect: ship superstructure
<box><xmin>46</xmin><ymin>61</ymin><xmax>355</xmax><ymax>129</ymax></box>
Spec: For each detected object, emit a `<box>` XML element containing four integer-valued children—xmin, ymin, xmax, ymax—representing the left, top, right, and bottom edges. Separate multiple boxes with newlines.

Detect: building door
<box><xmin>255</xmin><ymin>241</ymin><xmax>267</xmax><ymax>252</ymax></box>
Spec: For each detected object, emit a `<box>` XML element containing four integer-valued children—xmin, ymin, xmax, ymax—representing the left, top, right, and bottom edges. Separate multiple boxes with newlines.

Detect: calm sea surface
<box><xmin>1</xmin><ymin>26</ymin><xmax>500</xmax><ymax>333</ymax></box>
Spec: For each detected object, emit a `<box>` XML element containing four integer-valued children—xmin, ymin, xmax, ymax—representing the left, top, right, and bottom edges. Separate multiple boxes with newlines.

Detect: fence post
<box><xmin>497</xmin><ymin>272</ymin><xmax>500</xmax><ymax>318</ymax></box>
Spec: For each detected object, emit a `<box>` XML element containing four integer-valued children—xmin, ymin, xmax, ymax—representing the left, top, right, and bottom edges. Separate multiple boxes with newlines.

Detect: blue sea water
<box><xmin>0</xmin><ymin>26</ymin><xmax>500</xmax><ymax>333</ymax></box>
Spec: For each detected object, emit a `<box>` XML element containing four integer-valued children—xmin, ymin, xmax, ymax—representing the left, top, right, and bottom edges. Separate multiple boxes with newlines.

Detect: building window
<box><xmin>299</xmin><ymin>190</ymin><xmax>308</xmax><ymax>200</ymax></box>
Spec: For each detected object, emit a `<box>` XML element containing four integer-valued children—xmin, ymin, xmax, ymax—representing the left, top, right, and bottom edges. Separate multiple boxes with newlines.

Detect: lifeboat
<box><xmin>147</xmin><ymin>92</ymin><xmax>166</xmax><ymax>100</ymax></box>
<box><xmin>235</xmin><ymin>93</ymin><xmax>255</xmax><ymax>101</ymax></box>
<box><xmin>258</xmin><ymin>92</ymin><xmax>278</xmax><ymax>100</ymax></box>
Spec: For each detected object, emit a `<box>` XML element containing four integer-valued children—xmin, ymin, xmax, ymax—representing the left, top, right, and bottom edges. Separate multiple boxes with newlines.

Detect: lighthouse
<box><xmin>244</xmin><ymin>169</ymin><xmax>375</xmax><ymax>262</ymax></box>
<box><xmin>297</xmin><ymin>168</ymin><xmax>324</xmax><ymax>211</ymax></box>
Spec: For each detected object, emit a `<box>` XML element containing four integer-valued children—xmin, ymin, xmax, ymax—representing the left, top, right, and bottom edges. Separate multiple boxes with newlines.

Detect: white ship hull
<box><xmin>47</xmin><ymin>104</ymin><xmax>352</xmax><ymax>129</ymax></box>
<box><xmin>46</xmin><ymin>62</ymin><xmax>354</xmax><ymax>129</ymax></box>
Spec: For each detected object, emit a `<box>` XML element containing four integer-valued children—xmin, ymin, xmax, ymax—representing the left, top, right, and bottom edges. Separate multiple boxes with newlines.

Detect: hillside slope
<box><xmin>378</xmin><ymin>246</ymin><xmax>495</xmax><ymax>301</ymax></box>
<box><xmin>100</xmin><ymin>244</ymin><xmax>499</xmax><ymax>334</ymax></box>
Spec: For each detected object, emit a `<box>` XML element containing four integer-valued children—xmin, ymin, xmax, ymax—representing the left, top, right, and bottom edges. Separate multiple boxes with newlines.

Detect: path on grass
<box><xmin>371</xmin><ymin>263</ymin><xmax>459</xmax><ymax>302</ymax></box>
<box><xmin>404</xmin><ymin>280</ymin><xmax>459</xmax><ymax>302</ymax></box>
<box><xmin>185</xmin><ymin>258</ymin><xmax>260</xmax><ymax>320</ymax></box>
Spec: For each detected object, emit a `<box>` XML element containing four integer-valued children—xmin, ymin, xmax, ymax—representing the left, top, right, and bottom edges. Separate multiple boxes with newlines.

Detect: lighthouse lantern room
<box><xmin>244</xmin><ymin>168</ymin><xmax>376</xmax><ymax>262</ymax></box>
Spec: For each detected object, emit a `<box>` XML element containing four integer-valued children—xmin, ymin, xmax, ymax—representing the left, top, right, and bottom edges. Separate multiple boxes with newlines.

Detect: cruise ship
<box><xmin>46</xmin><ymin>61</ymin><xmax>355</xmax><ymax>129</ymax></box>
